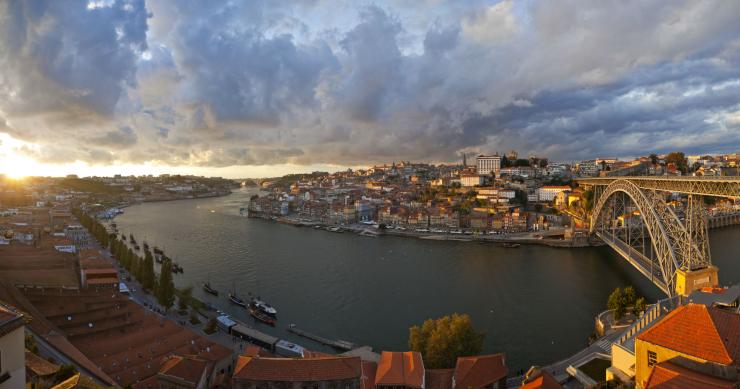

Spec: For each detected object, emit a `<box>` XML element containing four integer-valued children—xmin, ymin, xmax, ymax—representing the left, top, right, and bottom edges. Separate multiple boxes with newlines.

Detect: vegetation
<box><xmin>204</xmin><ymin>317</ymin><xmax>218</xmax><ymax>334</ymax></box>
<box><xmin>157</xmin><ymin>259</ymin><xmax>176</xmax><ymax>311</ymax></box>
<box><xmin>607</xmin><ymin>286</ymin><xmax>642</xmax><ymax>320</ymax></box>
<box><xmin>408</xmin><ymin>313</ymin><xmax>485</xmax><ymax>369</ymax></box>
<box><xmin>189</xmin><ymin>309</ymin><xmax>201</xmax><ymax>325</ymax></box>
<box><xmin>141</xmin><ymin>250</ymin><xmax>156</xmax><ymax>292</ymax></box>
<box><xmin>178</xmin><ymin>286</ymin><xmax>193</xmax><ymax>312</ymax></box>
<box><xmin>665</xmin><ymin>151</ymin><xmax>688</xmax><ymax>173</ymax></box>
<box><xmin>53</xmin><ymin>364</ymin><xmax>78</xmax><ymax>384</ymax></box>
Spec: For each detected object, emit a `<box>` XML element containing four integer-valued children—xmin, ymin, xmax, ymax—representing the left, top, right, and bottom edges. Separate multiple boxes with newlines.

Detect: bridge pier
<box><xmin>674</xmin><ymin>266</ymin><xmax>719</xmax><ymax>296</ymax></box>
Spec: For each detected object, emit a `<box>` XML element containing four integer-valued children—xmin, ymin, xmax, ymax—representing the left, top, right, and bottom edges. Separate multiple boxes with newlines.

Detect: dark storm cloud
<box><xmin>0</xmin><ymin>0</ymin><xmax>739</xmax><ymax>168</ymax></box>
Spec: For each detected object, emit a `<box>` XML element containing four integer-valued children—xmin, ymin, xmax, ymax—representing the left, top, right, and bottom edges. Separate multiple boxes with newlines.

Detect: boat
<box><xmin>134</xmin><ymin>245</ymin><xmax>140</xmax><ymax>251</ymax></box>
<box><xmin>153</xmin><ymin>247</ymin><xmax>163</xmax><ymax>255</ymax></box>
<box><xmin>229</xmin><ymin>292</ymin><xmax>247</xmax><ymax>308</ymax></box>
<box><xmin>172</xmin><ymin>262</ymin><xmax>184</xmax><ymax>273</ymax></box>
<box><xmin>143</xmin><ymin>242</ymin><xmax>149</xmax><ymax>250</ymax></box>
<box><xmin>249</xmin><ymin>298</ymin><xmax>277</xmax><ymax>326</ymax></box>
<box><xmin>203</xmin><ymin>282</ymin><xmax>218</xmax><ymax>296</ymax></box>
<box><xmin>502</xmin><ymin>242</ymin><xmax>521</xmax><ymax>248</ymax></box>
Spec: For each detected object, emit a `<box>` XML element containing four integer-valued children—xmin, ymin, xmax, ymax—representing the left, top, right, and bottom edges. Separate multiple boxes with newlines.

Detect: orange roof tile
<box><xmin>520</xmin><ymin>370</ymin><xmax>563</xmax><ymax>389</ymax></box>
<box><xmin>637</xmin><ymin>303</ymin><xmax>739</xmax><ymax>365</ymax></box>
<box><xmin>361</xmin><ymin>361</ymin><xmax>378</xmax><ymax>389</ymax></box>
<box><xmin>158</xmin><ymin>355</ymin><xmax>209</xmax><ymax>385</ymax></box>
<box><xmin>453</xmin><ymin>354</ymin><xmax>507</xmax><ymax>389</ymax></box>
<box><xmin>233</xmin><ymin>356</ymin><xmax>362</xmax><ymax>382</ymax></box>
<box><xmin>425</xmin><ymin>369</ymin><xmax>454</xmax><ymax>389</ymax></box>
<box><xmin>375</xmin><ymin>351</ymin><xmax>425</xmax><ymax>388</ymax></box>
<box><xmin>645</xmin><ymin>361</ymin><xmax>736</xmax><ymax>389</ymax></box>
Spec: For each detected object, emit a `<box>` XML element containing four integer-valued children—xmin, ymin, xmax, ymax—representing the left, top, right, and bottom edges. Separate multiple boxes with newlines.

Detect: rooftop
<box><xmin>233</xmin><ymin>356</ymin><xmax>363</xmax><ymax>382</ymax></box>
<box><xmin>375</xmin><ymin>351</ymin><xmax>425</xmax><ymax>388</ymax></box>
<box><xmin>637</xmin><ymin>303</ymin><xmax>739</xmax><ymax>366</ymax></box>
<box><xmin>645</xmin><ymin>361</ymin><xmax>736</xmax><ymax>389</ymax></box>
<box><xmin>453</xmin><ymin>353</ymin><xmax>507</xmax><ymax>389</ymax></box>
<box><xmin>158</xmin><ymin>355</ymin><xmax>209</xmax><ymax>385</ymax></box>
<box><xmin>0</xmin><ymin>301</ymin><xmax>24</xmax><ymax>336</ymax></box>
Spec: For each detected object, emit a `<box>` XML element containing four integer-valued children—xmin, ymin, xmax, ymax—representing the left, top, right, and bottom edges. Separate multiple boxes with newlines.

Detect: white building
<box><xmin>537</xmin><ymin>186</ymin><xmax>571</xmax><ymax>202</ymax></box>
<box><xmin>476</xmin><ymin>154</ymin><xmax>501</xmax><ymax>175</ymax></box>
<box><xmin>460</xmin><ymin>174</ymin><xmax>484</xmax><ymax>187</ymax></box>
<box><xmin>0</xmin><ymin>303</ymin><xmax>25</xmax><ymax>389</ymax></box>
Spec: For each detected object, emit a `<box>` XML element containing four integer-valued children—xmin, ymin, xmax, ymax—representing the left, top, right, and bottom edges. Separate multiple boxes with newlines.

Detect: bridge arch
<box><xmin>590</xmin><ymin>179</ymin><xmax>682</xmax><ymax>295</ymax></box>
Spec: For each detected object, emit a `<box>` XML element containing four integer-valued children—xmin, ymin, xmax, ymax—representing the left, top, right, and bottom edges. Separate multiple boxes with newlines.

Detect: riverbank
<box><xmin>248</xmin><ymin>213</ymin><xmax>595</xmax><ymax>248</ymax></box>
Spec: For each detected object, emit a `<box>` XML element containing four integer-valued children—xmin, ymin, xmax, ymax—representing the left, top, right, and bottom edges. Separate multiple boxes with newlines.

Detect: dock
<box><xmin>287</xmin><ymin>325</ymin><xmax>355</xmax><ymax>351</ymax></box>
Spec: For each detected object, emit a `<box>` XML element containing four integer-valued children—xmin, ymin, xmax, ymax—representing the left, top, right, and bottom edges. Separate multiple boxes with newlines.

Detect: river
<box><xmin>114</xmin><ymin>187</ymin><xmax>739</xmax><ymax>370</ymax></box>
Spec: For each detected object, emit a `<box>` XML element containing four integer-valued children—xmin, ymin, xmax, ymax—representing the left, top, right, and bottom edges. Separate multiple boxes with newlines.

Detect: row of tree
<box><xmin>74</xmin><ymin>208</ymin><xmax>176</xmax><ymax>311</ymax></box>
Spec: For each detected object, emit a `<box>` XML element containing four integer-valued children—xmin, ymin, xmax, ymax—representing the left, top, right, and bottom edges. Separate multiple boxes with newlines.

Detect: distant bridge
<box><xmin>576</xmin><ymin>176</ymin><xmax>740</xmax><ymax>296</ymax></box>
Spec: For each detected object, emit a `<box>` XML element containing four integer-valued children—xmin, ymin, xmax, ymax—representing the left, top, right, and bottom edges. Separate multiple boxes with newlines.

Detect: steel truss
<box><xmin>589</xmin><ymin>179</ymin><xmax>719</xmax><ymax>296</ymax></box>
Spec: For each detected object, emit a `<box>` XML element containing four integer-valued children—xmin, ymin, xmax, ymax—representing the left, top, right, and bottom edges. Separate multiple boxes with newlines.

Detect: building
<box><xmin>476</xmin><ymin>155</ymin><xmax>501</xmax><ymax>176</ymax></box>
<box><xmin>634</xmin><ymin>303</ymin><xmax>739</xmax><ymax>388</ymax></box>
<box><xmin>520</xmin><ymin>369</ymin><xmax>563</xmax><ymax>389</ymax></box>
<box><xmin>453</xmin><ymin>354</ymin><xmax>507</xmax><ymax>389</ymax></box>
<box><xmin>156</xmin><ymin>355</ymin><xmax>212</xmax><ymax>389</ymax></box>
<box><xmin>460</xmin><ymin>174</ymin><xmax>484</xmax><ymax>187</ymax></box>
<box><xmin>0</xmin><ymin>302</ymin><xmax>25</xmax><ymax>389</ymax></box>
<box><xmin>375</xmin><ymin>351</ymin><xmax>425</xmax><ymax>389</ymax></box>
<box><xmin>536</xmin><ymin>186</ymin><xmax>571</xmax><ymax>202</ymax></box>
<box><xmin>644</xmin><ymin>361</ymin><xmax>735</xmax><ymax>389</ymax></box>
<box><xmin>232</xmin><ymin>356</ymin><xmax>364</xmax><ymax>389</ymax></box>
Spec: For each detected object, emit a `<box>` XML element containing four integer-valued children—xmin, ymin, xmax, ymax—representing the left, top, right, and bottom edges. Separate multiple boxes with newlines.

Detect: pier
<box><xmin>287</xmin><ymin>325</ymin><xmax>355</xmax><ymax>351</ymax></box>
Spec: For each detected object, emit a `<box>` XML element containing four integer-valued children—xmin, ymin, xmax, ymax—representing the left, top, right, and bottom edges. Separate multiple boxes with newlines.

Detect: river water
<box><xmin>114</xmin><ymin>187</ymin><xmax>739</xmax><ymax>370</ymax></box>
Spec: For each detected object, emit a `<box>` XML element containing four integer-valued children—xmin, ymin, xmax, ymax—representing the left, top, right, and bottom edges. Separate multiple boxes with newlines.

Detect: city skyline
<box><xmin>1</xmin><ymin>1</ymin><xmax>740</xmax><ymax>178</ymax></box>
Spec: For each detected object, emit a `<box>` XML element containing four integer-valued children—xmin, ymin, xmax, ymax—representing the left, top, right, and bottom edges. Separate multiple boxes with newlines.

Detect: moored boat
<box><xmin>502</xmin><ymin>242</ymin><xmax>521</xmax><ymax>248</ymax></box>
<box><xmin>249</xmin><ymin>298</ymin><xmax>277</xmax><ymax>326</ymax></box>
<box><xmin>229</xmin><ymin>292</ymin><xmax>247</xmax><ymax>308</ymax></box>
<box><xmin>203</xmin><ymin>282</ymin><xmax>218</xmax><ymax>296</ymax></box>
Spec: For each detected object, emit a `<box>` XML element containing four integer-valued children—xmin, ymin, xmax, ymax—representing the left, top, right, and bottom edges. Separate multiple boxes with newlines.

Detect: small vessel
<box><xmin>328</xmin><ymin>227</ymin><xmax>343</xmax><ymax>233</ymax></box>
<box><xmin>153</xmin><ymin>247</ymin><xmax>163</xmax><ymax>255</ymax></box>
<box><xmin>134</xmin><ymin>245</ymin><xmax>140</xmax><ymax>251</ymax></box>
<box><xmin>143</xmin><ymin>242</ymin><xmax>149</xmax><ymax>250</ymax></box>
<box><xmin>502</xmin><ymin>242</ymin><xmax>521</xmax><ymax>248</ymax></box>
<box><xmin>172</xmin><ymin>262</ymin><xmax>184</xmax><ymax>273</ymax></box>
<box><xmin>203</xmin><ymin>282</ymin><xmax>218</xmax><ymax>296</ymax></box>
<box><xmin>249</xmin><ymin>297</ymin><xmax>277</xmax><ymax>326</ymax></box>
<box><xmin>229</xmin><ymin>292</ymin><xmax>247</xmax><ymax>308</ymax></box>
<box><xmin>229</xmin><ymin>284</ymin><xmax>247</xmax><ymax>308</ymax></box>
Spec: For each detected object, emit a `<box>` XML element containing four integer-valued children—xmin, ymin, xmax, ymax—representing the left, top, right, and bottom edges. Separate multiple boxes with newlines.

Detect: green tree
<box><xmin>157</xmin><ymin>259</ymin><xmax>176</xmax><ymax>311</ymax></box>
<box><xmin>634</xmin><ymin>297</ymin><xmax>647</xmax><ymax>315</ymax></box>
<box><xmin>623</xmin><ymin>286</ymin><xmax>637</xmax><ymax>307</ymax></box>
<box><xmin>141</xmin><ymin>250</ymin><xmax>156</xmax><ymax>291</ymax></box>
<box><xmin>408</xmin><ymin>313</ymin><xmax>485</xmax><ymax>369</ymax></box>
<box><xmin>178</xmin><ymin>286</ymin><xmax>193</xmax><ymax>311</ymax></box>
<box><xmin>53</xmin><ymin>364</ymin><xmax>78</xmax><ymax>384</ymax></box>
<box><xmin>607</xmin><ymin>287</ymin><xmax>626</xmax><ymax>320</ymax></box>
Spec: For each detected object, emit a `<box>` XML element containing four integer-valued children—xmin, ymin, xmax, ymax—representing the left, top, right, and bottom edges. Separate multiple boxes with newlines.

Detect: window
<box><xmin>647</xmin><ymin>350</ymin><xmax>657</xmax><ymax>367</ymax></box>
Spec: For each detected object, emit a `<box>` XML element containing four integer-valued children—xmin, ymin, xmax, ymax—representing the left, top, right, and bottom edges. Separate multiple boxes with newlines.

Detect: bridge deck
<box><xmin>597</xmin><ymin>231</ymin><xmax>670</xmax><ymax>295</ymax></box>
<box><xmin>576</xmin><ymin>176</ymin><xmax>740</xmax><ymax>197</ymax></box>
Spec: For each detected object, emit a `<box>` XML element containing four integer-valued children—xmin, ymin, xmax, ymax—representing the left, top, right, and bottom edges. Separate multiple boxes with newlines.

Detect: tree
<box><xmin>53</xmin><ymin>365</ymin><xmax>78</xmax><ymax>384</ymax></box>
<box><xmin>634</xmin><ymin>297</ymin><xmax>647</xmax><ymax>315</ymax></box>
<box><xmin>409</xmin><ymin>313</ymin><xmax>485</xmax><ymax>369</ymax></box>
<box><xmin>649</xmin><ymin>153</ymin><xmax>658</xmax><ymax>165</ymax></box>
<box><xmin>623</xmin><ymin>286</ymin><xmax>637</xmax><ymax>307</ymax></box>
<box><xmin>141</xmin><ymin>250</ymin><xmax>155</xmax><ymax>291</ymax></box>
<box><xmin>665</xmin><ymin>152</ymin><xmax>688</xmax><ymax>173</ymax></box>
<box><xmin>607</xmin><ymin>288</ymin><xmax>626</xmax><ymax>320</ymax></box>
<box><xmin>157</xmin><ymin>259</ymin><xmax>176</xmax><ymax>311</ymax></box>
<box><xmin>178</xmin><ymin>286</ymin><xmax>193</xmax><ymax>311</ymax></box>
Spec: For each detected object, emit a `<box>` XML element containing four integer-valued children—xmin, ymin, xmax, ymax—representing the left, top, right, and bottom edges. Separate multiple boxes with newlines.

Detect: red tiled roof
<box><xmin>645</xmin><ymin>361</ymin><xmax>736</xmax><ymax>389</ymax></box>
<box><xmin>520</xmin><ymin>370</ymin><xmax>563</xmax><ymax>389</ymax></box>
<box><xmin>158</xmin><ymin>355</ymin><xmax>209</xmax><ymax>385</ymax></box>
<box><xmin>453</xmin><ymin>354</ymin><xmax>507</xmax><ymax>389</ymax></box>
<box><xmin>637</xmin><ymin>303</ymin><xmax>739</xmax><ymax>365</ymax></box>
<box><xmin>0</xmin><ymin>302</ymin><xmax>24</xmax><ymax>336</ymax></box>
<box><xmin>375</xmin><ymin>351</ymin><xmax>425</xmax><ymax>388</ymax></box>
<box><xmin>361</xmin><ymin>361</ymin><xmax>378</xmax><ymax>389</ymax></box>
<box><xmin>425</xmin><ymin>369</ymin><xmax>454</xmax><ymax>389</ymax></box>
<box><xmin>233</xmin><ymin>356</ymin><xmax>362</xmax><ymax>382</ymax></box>
<box><xmin>85</xmin><ymin>277</ymin><xmax>119</xmax><ymax>286</ymax></box>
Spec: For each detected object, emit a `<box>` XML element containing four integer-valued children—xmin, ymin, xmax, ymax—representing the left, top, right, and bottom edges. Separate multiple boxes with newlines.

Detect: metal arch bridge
<box><xmin>575</xmin><ymin>176</ymin><xmax>740</xmax><ymax>296</ymax></box>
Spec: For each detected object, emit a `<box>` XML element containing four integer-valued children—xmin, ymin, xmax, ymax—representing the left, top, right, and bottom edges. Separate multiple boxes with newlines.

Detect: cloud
<box><xmin>0</xmin><ymin>0</ymin><xmax>739</xmax><ymax>171</ymax></box>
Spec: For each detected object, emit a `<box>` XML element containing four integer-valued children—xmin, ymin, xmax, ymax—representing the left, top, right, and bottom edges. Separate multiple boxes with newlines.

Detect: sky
<box><xmin>0</xmin><ymin>0</ymin><xmax>739</xmax><ymax>178</ymax></box>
